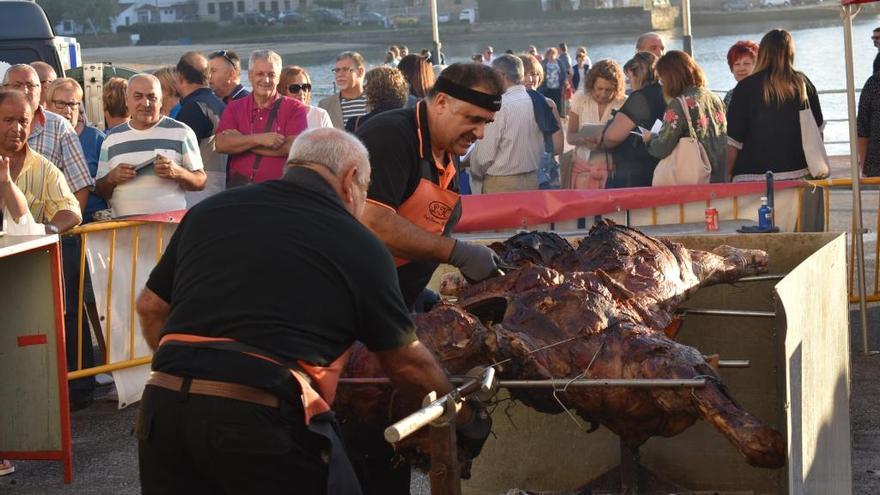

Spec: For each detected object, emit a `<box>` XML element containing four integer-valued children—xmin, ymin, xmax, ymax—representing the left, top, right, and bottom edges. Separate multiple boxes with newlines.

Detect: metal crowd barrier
<box><xmin>806</xmin><ymin>177</ymin><xmax>880</xmax><ymax>303</ymax></box>
<box><xmin>64</xmin><ymin>220</ymin><xmax>164</xmax><ymax>381</ymax></box>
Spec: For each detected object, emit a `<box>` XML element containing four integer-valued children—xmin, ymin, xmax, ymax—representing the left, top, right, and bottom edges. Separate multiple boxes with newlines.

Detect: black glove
<box><xmin>456</xmin><ymin>399</ymin><xmax>492</xmax><ymax>459</ymax></box>
<box><xmin>448</xmin><ymin>240</ymin><xmax>502</xmax><ymax>283</ymax></box>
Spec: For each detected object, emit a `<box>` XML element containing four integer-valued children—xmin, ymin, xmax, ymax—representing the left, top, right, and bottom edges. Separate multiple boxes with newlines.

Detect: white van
<box><xmin>459</xmin><ymin>8</ymin><xmax>478</xmax><ymax>24</ymax></box>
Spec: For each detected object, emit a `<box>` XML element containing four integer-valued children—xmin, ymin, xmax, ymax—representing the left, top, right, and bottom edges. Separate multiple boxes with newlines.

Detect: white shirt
<box><xmin>307</xmin><ymin>105</ymin><xmax>334</xmax><ymax>129</ymax></box>
<box><xmin>97</xmin><ymin>117</ymin><xmax>204</xmax><ymax>217</ymax></box>
<box><xmin>465</xmin><ymin>84</ymin><xmax>544</xmax><ymax>181</ymax></box>
<box><xmin>570</xmin><ymin>90</ymin><xmax>626</xmax><ymax>162</ymax></box>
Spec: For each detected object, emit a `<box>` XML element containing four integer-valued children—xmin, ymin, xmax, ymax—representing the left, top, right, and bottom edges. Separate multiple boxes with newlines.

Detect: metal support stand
<box><xmin>841</xmin><ymin>4</ymin><xmax>876</xmax><ymax>356</ymax></box>
<box><xmin>619</xmin><ymin>439</ymin><xmax>640</xmax><ymax>495</ymax></box>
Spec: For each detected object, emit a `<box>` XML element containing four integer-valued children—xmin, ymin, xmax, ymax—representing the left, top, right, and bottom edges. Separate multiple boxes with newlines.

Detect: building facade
<box><xmin>195</xmin><ymin>0</ymin><xmax>314</xmax><ymax>21</ymax></box>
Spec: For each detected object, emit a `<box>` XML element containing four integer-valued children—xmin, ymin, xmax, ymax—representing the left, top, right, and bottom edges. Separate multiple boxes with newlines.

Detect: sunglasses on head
<box><xmin>288</xmin><ymin>83</ymin><xmax>312</xmax><ymax>93</ymax></box>
<box><xmin>212</xmin><ymin>50</ymin><xmax>237</xmax><ymax>68</ymax></box>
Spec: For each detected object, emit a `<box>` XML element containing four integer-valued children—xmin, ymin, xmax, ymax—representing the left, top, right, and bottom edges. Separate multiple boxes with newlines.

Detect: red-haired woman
<box><xmin>723</xmin><ymin>40</ymin><xmax>759</xmax><ymax>107</ymax></box>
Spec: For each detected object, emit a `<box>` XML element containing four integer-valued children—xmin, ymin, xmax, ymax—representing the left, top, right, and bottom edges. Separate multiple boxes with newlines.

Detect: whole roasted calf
<box><xmin>335</xmin><ymin>221</ymin><xmax>785</xmax><ymax>471</ymax></box>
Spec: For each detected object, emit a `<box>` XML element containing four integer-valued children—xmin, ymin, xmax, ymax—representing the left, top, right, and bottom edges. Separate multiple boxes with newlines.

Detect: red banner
<box><xmin>842</xmin><ymin>0</ymin><xmax>878</xmax><ymax>5</ymax></box>
<box><xmin>455</xmin><ymin>181</ymin><xmax>802</xmax><ymax>232</ymax></box>
<box><xmin>125</xmin><ymin>181</ymin><xmax>803</xmax><ymax>233</ymax></box>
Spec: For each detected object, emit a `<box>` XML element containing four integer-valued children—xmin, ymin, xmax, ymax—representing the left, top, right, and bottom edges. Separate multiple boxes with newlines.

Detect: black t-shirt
<box><xmin>147</xmin><ymin>167</ymin><xmax>416</xmax><ymax>398</ymax></box>
<box><xmin>175</xmin><ymin>87</ymin><xmax>226</xmax><ymax>141</ymax></box>
<box><xmin>355</xmin><ymin>102</ymin><xmax>461</xmax><ymax>309</ymax></box>
<box><xmin>609</xmin><ymin>82</ymin><xmax>665</xmax><ymax>188</ymax></box>
<box><xmin>727</xmin><ymin>70</ymin><xmax>823</xmax><ymax>178</ymax></box>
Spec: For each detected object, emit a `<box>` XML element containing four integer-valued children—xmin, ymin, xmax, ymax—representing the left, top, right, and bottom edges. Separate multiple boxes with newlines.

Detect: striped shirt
<box><xmin>466</xmin><ymin>84</ymin><xmax>545</xmax><ymax>179</ymax></box>
<box><xmin>340</xmin><ymin>94</ymin><xmax>367</xmax><ymax>127</ymax></box>
<box><xmin>29</xmin><ymin>108</ymin><xmax>94</xmax><ymax>192</ymax></box>
<box><xmin>13</xmin><ymin>146</ymin><xmax>82</xmax><ymax>224</ymax></box>
<box><xmin>96</xmin><ymin>117</ymin><xmax>203</xmax><ymax>217</ymax></box>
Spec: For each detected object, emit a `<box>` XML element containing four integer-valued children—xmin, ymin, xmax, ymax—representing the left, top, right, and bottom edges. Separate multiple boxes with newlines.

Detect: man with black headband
<box><xmin>350</xmin><ymin>62</ymin><xmax>502</xmax><ymax>494</ymax></box>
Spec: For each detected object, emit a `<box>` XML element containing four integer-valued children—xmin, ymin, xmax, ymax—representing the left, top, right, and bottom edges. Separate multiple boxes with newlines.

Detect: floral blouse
<box><xmin>647</xmin><ymin>86</ymin><xmax>729</xmax><ymax>183</ymax></box>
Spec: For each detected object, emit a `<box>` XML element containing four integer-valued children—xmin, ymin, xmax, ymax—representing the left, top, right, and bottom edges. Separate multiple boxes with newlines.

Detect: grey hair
<box><xmin>636</xmin><ymin>32</ymin><xmax>662</xmax><ymax>51</ymax></box>
<box><xmin>126</xmin><ymin>73</ymin><xmax>161</xmax><ymax>94</ymax></box>
<box><xmin>2</xmin><ymin>64</ymin><xmax>38</xmax><ymax>85</ymax></box>
<box><xmin>491</xmin><ymin>54</ymin><xmax>523</xmax><ymax>85</ymax></box>
<box><xmin>288</xmin><ymin>128</ymin><xmax>371</xmax><ymax>187</ymax></box>
<box><xmin>249</xmin><ymin>49</ymin><xmax>282</xmax><ymax>72</ymax></box>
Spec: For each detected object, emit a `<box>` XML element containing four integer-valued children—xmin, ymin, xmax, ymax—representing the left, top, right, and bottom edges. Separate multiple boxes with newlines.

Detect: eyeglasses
<box><xmin>5</xmin><ymin>81</ymin><xmax>39</xmax><ymax>92</ymax></box>
<box><xmin>51</xmin><ymin>99</ymin><xmax>79</xmax><ymax>109</ymax></box>
<box><xmin>288</xmin><ymin>83</ymin><xmax>312</xmax><ymax>93</ymax></box>
<box><xmin>873</xmin><ymin>36</ymin><xmax>880</xmax><ymax>40</ymax></box>
<box><xmin>331</xmin><ymin>67</ymin><xmax>357</xmax><ymax>74</ymax></box>
<box><xmin>212</xmin><ymin>50</ymin><xmax>238</xmax><ymax>68</ymax></box>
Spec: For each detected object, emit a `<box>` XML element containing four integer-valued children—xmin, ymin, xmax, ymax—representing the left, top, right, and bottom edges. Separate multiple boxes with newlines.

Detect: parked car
<box><xmin>278</xmin><ymin>11</ymin><xmax>307</xmax><ymax>24</ymax></box>
<box><xmin>234</xmin><ymin>12</ymin><xmax>276</xmax><ymax>26</ymax></box>
<box><xmin>392</xmin><ymin>15</ymin><xmax>419</xmax><ymax>27</ymax></box>
<box><xmin>722</xmin><ymin>0</ymin><xmax>751</xmax><ymax>11</ymax></box>
<box><xmin>311</xmin><ymin>9</ymin><xmax>344</xmax><ymax>24</ymax></box>
<box><xmin>459</xmin><ymin>8</ymin><xmax>478</xmax><ymax>24</ymax></box>
<box><xmin>357</xmin><ymin>11</ymin><xmax>386</xmax><ymax>27</ymax></box>
<box><xmin>760</xmin><ymin>0</ymin><xmax>790</xmax><ymax>6</ymax></box>
<box><xmin>438</xmin><ymin>12</ymin><xmax>451</xmax><ymax>23</ymax></box>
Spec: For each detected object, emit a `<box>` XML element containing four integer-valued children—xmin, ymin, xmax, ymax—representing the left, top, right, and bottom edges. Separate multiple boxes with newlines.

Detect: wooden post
<box><xmin>428</xmin><ymin>397</ymin><xmax>462</xmax><ymax>495</ymax></box>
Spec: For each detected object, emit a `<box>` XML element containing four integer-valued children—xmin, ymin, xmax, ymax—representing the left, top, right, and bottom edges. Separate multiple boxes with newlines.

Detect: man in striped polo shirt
<box><xmin>95</xmin><ymin>74</ymin><xmax>205</xmax><ymax>217</ymax></box>
<box><xmin>319</xmin><ymin>51</ymin><xmax>368</xmax><ymax>129</ymax></box>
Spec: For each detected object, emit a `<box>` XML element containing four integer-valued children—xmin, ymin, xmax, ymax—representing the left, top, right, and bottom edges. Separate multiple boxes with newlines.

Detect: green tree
<box><xmin>37</xmin><ymin>0</ymin><xmax>119</xmax><ymax>31</ymax></box>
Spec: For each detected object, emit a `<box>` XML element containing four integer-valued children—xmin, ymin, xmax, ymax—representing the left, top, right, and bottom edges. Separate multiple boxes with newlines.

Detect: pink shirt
<box><xmin>216</xmin><ymin>93</ymin><xmax>308</xmax><ymax>185</ymax></box>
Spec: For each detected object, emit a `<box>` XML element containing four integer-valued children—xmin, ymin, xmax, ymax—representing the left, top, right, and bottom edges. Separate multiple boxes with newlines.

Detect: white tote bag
<box><xmin>651</xmin><ymin>97</ymin><xmax>711</xmax><ymax>186</ymax></box>
<box><xmin>800</xmin><ymin>87</ymin><xmax>830</xmax><ymax>179</ymax></box>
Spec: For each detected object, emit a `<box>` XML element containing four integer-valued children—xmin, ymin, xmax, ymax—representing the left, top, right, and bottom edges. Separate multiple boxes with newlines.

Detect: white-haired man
<box><xmin>95</xmin><ymin>74</ymin><xmax>206</xmax><ymax>217</ymax></box>
<box><xmin>466</xmin><ymin>54</ymin><xmax>547</xmax><ymax>193</ymax></box>
<box><xmin>215</xmin><ymin>49</ymin><xmax>309</xmax><ymax>186</ymax></box>
<box><xmin>135</xmin><ymin>128</ymin><xmax>473</xmax><ymax>494</ymax></box>
<box><xmin>636</xmin><ymin>32</ymin><xmax>666</xmax><ymax>59</ymax></box>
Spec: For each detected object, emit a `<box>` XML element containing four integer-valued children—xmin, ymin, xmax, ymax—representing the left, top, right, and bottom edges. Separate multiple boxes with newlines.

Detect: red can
<box><xmin>705</xmin><ymin>208</ymin><xmax>719</xmax><ymax>231</ymax></box>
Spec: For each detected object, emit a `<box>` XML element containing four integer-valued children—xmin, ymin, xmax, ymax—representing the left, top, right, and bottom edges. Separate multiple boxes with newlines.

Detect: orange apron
<box><xmin>157</xmin><ymin>333</ymin><xmax>362</xmax><ymax>495</ymax></box>
<box><xmin>393</xmin><ymin>102</ymin><xmax>461</xmax><ymax>267</ymax></box>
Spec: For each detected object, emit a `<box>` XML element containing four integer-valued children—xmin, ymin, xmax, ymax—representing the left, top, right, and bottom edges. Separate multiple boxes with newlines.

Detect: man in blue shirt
<box><xmin>175</xmin><ymin>52</ymin><xmax>227</xmax><ymax>206</ymax></box>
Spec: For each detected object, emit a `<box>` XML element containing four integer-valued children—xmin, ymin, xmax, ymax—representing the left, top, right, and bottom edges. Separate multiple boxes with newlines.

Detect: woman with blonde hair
<box><xmin>566</xmin><ymin>59</ymin><xmax>627</xmax><ymax>189</ymax></box>
<box><xmin>152</xmin><ymin>66</ymin><xmax>180</xmax><ymax>117</ymax></box>
<box><xmin>103</xmin><ymin>77</ymin><xmax>129</xmax><ymax>129</ymax></box>
<box><xmin>277</xmin><ymin>65</ymin><xmax>333</xmax><ymax>129</ymax></box>
<box><xmin>642</xmin><ymin>50</ymin><xmax>727</xmax><ymax>183</ymax></box>
<box><xmin>519</xmin><ymin>53</ymin><xmax>563</xmax><ymax>155</ymax></box>
<box><xmin>726</xmin><ymin>29</ymin><xmax>823</xmax><ymax>181</ymax></box>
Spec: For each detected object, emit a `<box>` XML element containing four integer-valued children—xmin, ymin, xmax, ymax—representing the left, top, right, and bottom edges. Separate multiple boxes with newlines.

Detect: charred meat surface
<box><xmin>335</xmin><ymin>221</ymin><xmax>785</xmax><ymax>470</ymax></box>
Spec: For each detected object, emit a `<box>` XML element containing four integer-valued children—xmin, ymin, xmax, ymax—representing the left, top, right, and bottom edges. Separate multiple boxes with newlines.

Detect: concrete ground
<box><xmin>2</xmin><ymin>157</ymin><xmax>879</xmax><ymax>494</ymax></box>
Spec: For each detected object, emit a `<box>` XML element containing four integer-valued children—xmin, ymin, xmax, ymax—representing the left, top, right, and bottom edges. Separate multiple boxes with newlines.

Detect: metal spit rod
<box><xmin>735</xmin><ymin>274</ymin><xmax>785</xmax><ymax>282</ymax></box>
<box><xmin>677</xmin><ymin>308</ymin><xmax>775</xmax><ymax>318</ymax></box>
<box><xmin>341</xmin><ymin>377</ymin><xmax>714</xmax><ymax>387</ymax></box>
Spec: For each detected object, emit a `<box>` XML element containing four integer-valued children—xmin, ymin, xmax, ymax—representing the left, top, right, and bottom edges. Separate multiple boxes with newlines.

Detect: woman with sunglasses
<box><xmin>45</xmin><ymin>78</ymin><xmax>108</xmax><ymax>222</ymax></box>
<box><xmin>278</xmin><ymin>65</ymin><xmax>333</xmax><ymax>129</ymax></box>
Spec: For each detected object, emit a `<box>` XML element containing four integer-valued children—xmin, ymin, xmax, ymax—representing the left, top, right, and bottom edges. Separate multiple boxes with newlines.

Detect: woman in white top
<box><xmin>566</xmin><ymin>59</ymin><xmax>627</xmax><ymax>189</ymax></box>
<box><xmin>278</xmin><ymin>65</ymin><xmax>333</xmax><ymax>129</ymax></box>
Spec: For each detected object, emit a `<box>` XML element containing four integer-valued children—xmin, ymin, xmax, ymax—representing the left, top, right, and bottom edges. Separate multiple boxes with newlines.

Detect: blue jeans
<box><xmin>61</xmin><ymin>235</ymin><xmax>96</xmax><ymax>402</ymax></box>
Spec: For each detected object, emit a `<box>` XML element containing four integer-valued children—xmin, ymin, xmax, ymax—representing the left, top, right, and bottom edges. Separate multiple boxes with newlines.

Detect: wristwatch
<box><xmin>45</xmin><ymin>224</ymin><xmax>59</xmax><ymax>235</ymax></box>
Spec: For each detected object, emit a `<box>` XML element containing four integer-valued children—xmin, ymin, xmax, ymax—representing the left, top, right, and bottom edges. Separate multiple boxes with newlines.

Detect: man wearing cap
<box><xmin>351</xmin><ymin>62</ymin><xmax>503</xmax><ymax>494</ymax></box>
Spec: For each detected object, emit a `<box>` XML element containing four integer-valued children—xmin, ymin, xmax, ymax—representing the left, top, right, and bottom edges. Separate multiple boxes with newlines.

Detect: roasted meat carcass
<box><xmin>335</xmin><ymin>221</ymin><xmax>785</xmax><ymax>471</ymax></box>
